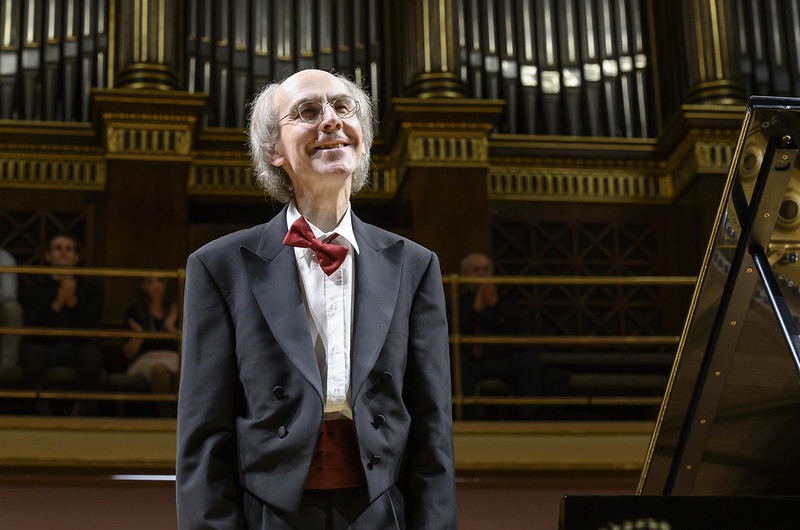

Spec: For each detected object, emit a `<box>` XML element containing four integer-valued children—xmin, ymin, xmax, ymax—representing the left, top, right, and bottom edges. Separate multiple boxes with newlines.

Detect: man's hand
<box><xmin>473</xmin><ymin>283</ymin><xmax>498</xmax><ymax>312</ymax></box>
<box><xmin>51</xmin><ymin>276</ymin><xmax>78</xmax><ymax>311</ymax></box>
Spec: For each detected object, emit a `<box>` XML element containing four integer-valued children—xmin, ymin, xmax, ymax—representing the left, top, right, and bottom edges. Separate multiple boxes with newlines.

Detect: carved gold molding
<box><xmin>694</xmin><ymin>140</ymin><xmax>736</xmax><ymax>173</ymax></box>
<box><xmin>0</xmin><ymin>155</ymin><xmax>106</xmax><ymax>190</ymax></box>
<box><xmin>488</xmin><ymin>166</ymin><xmax>673</xmax><ymax>203</ymax></box>
<box><xmin>487</xmin><ymin>139</ymin><xmax>736</xmax><ymax>203</ymax></box>
<box><xmin>187</xmin><ymin>162</ymin><xmax>399</xmax><ymax>197</ymax></box>
<box><xmin>487</xmin><ymin>113</ymin><xmax>741</xmax><ymax>202</ymax></box>
<box><xmin>103</xmin><ymin>110</ymin><xmax>196</xmax><ymax>160</ymax></box>
<box><xmin>363</xmin><ymin>166</ymin><xmax>399</xmax><ymax>196</ymax></box>
<box><xmin>187</xmin><ymin>164</ymin><xmax>259</xmax><ymax>195</ymax></box>
<box><xmin>106</xmin><ymin>125</ymin><xmax>192</xmax><ymax>158</ymax></box>
<box><xmin>407</xmin><ymin>133</ymin><xmax>489</xmax><ymax>166</ymax></box>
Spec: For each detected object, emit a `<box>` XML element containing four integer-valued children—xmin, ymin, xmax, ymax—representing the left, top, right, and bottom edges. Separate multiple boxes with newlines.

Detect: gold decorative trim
<box><xmin>188</xmin><ymin>163</ymin><xmax>399</xmax><ymax>197</ymax></box>
<box><xmin>488</xmin><ymin>167</ymin><xmax>672</xmax><ymax>203</ymax></box>
<box><xmin>102</xmin><ymin>112</ymin><xmax>198</xmax><ymax>123</ymax></box>
<box><xmin>486</xmin><ymin>122</ymin><xmax>740</xmax><ymax>203</ymax></box>
<box><xmin>363</xmin><ymin>167</ymin><xmax>398</xmax><ymax>196</ymax></box>
<box><xmin>401</xmin><ymin>121</ymin><xmax>495</xmax><ymax>132</ymax></box>
<box><xmin>0</xmin><ymin>156</ymin><xmax>106</xmax><ymax>190</ymax></box>
<box><xmin>694</xmin><ymin>140</ymin><xmax>736</xmax><ymax>173</ymax></box>
<box><xmin>106</xmin><ymin>125</ymin><xmax>191</xmax><ymax>158</ymax></box>
<box><xmin>188</xmin><ymin>164</ymin><xmax>259</xmax><ymax>195</ymax></box>
<box><xmin>0</xmin><ymin>143</ymin><xmax>101</xmax><ymax>154</ymax></box>
<box><xmin>407</xmin><ymin>134</ymin><xmax>488</xmax><ymax>165</ymax></box>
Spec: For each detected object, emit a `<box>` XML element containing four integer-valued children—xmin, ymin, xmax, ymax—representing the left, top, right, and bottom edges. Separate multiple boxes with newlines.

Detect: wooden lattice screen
<box><xmin>490</xmin><ymin>217</ymin><xmax>672</xmax><ymax>339</ymax></box>
<box><xmin>0</xmin><ymin>208</ymin><xmax>94</xmax><ymax>267</ymax></box>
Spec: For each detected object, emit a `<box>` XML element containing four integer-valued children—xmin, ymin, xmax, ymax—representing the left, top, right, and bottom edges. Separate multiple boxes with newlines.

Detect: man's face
<box><xmin>46</xmin><ymin>236</ymin><xmax>80</xmax><ymax>267</ymax></box>
<box><xmin>270</xmin><ymin>70</ymin><xmax>365</xmax><ymax>195</ymax></box>
<box><xmin>463</xmin><ymin>255</ymin><xmax>493</xmax><ymax>277</ymax></box>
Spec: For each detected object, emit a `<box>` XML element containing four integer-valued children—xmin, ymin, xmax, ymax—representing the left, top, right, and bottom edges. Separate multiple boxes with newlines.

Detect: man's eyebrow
<box><xmin>289</xmin><ymin>93</ymin><xmax>350</xmax><ymax>106</ymax></box>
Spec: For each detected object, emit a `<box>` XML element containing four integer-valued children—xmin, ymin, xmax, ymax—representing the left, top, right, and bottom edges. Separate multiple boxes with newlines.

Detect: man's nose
<box><xmin>319</xmin><ymin>105</ymin><xmax>343</xmax><ymax>129</ymax></box>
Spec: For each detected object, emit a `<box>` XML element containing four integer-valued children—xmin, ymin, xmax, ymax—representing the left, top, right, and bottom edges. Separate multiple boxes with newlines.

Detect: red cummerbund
<box><xmin>304</xmin><ymin>419</ymin><xmax>367</xmax><ymax>490</ymax></box>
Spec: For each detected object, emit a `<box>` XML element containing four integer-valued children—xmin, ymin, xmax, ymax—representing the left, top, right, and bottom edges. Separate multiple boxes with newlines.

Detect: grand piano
<box><xmin>560</xmin><ymin>96</ymin><xmax>800</xmax><ymax>529</ymax></box>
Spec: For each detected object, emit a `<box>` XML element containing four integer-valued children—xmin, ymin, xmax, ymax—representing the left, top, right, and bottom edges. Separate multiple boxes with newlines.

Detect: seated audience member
<box><xmin>122</xmin><ymin>275</ymin><xmax>180</xmax><ymax>400</ymax></box>
<box><xmin>457</xmin><ymin>252</ymin><xmax>540</xmax><ymax>418</ymax></box>
<box><xmin>20</xmin><ymin>232</ymin><xmax>104</xmax><ymax>396</ymax></box>
<box><xmin>0</xmin><ymin>248</ymin><xmax>23</xmax><ymax>368</ymax></box>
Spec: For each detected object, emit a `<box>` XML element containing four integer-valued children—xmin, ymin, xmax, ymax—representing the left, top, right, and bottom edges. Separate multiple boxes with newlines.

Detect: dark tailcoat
<box><xmin>176</xmin><ymin>207</ymin><xmax>457</xmax><ymax>529</ymax></box>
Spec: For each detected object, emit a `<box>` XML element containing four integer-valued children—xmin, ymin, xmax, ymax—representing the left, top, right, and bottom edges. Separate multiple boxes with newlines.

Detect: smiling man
<box><xmin>176</xmin><ymin>69</ymin><xmax>457</xmax><ymax>530</ymax></box>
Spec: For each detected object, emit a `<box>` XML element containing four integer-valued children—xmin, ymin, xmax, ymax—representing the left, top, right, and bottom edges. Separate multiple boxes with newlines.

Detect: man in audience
<box><xmin>0</xmin><ymin>247</ymin><xmax>23</xmax><ymax>368</ymax></box>
<box><xmin>20</xmin><ymin>232</ymin><xmax>104</xmax><ymax>397</ymax></box>
<box><xmin>457</xmin><ymin>252</ymin><xmax>540</xmax><ymax>418</ymax></box>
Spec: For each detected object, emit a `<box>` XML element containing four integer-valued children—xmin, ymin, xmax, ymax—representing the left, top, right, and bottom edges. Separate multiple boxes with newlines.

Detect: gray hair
<box><xmin>248</xmin><ymin>71</ymin><xmax>375</xmax><ymax>203</ymax></box>
<box><xmin>459</xmin><ymin>252</ymin><xmax>493</xmax><ymax>274</ymax></box>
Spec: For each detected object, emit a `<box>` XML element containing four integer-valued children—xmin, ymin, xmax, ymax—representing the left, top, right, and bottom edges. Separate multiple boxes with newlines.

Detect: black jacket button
<box><xmin>272</xmin><ymin>386</ymin><xmax>285</xmax><ymax>398</ymax></box>
<box><xmin>276</xmin><ymin>426</ymin><xmax>288</xmax><ymax>438</ymax></box>
<box><xmin>372</xmin><ymin>414</ymin><xmax>386</xmax><ymax>428</ymax></box>
<box><xmin>368</xmin><ymin>455</ymin><xmax>382</xmax><ymax>469</ymax></box>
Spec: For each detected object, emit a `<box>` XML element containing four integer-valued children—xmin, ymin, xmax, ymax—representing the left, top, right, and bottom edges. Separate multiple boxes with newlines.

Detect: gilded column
<box><xmin>113</xmin><ymin>0</ymin><xmax>180</xmax><ymax>89</ymax></box>
<box><xmin>401</xmin><ymin>0</ymin><xmax>468</xmax><ymax>98</ymax></box>
<box><xmin>683</xmin><ymin>0</ymin><xmax>745</xmax><ymax>104</ymax></box>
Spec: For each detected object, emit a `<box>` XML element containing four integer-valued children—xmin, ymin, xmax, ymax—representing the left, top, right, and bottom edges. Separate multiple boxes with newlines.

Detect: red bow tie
<box><xmin>283</xmin><ymin>216</ymin><xmax>349</xmax><ymax>276</ymax></box>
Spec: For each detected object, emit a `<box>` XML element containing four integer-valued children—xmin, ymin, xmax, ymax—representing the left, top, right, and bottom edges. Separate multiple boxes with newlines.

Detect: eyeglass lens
<box><xmin>296</xmin><ymin>97</ymin><xmax>357</xmax><ymax>122</ymax></box>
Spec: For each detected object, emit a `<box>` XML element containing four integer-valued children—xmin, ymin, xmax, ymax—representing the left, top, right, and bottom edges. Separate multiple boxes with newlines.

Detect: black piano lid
<box><xmin>638</xmin><ymin>96</ymin><xmax>800</xmax><ymax>496</ymax></box>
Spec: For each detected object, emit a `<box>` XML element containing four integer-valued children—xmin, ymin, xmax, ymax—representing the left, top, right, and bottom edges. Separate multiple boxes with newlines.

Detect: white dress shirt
<box><xmin>286</xmin><ymin>201</ymin><xmax>358</xmax><ymax>419</ymax></box>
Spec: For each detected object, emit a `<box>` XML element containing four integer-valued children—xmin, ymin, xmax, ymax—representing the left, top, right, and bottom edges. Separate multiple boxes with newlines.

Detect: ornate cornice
<box><xmin>407</xmin><ymin>134</ymin><xmax>489</xmax><ymax>166</ymax></box>
<box><xmin>0</xmin><ymin>155</ymin><xmax>106</xmax><ymax>190</ymax></box>
<box><xmin>487</xmin><ymin>106</ymin><xmax>743</xmax><ymax>202</ymax></box>
<box><xmin>92</xmin><ymin>89</ymin><xmax>206</xmax><ymax>161</ymax></box>
<box><xmin>488</xmin><ymin>166</ymin><xmax>671</xmax><ymax>203</ymax></box>
<box><xmin>105</xmin><ymin>123</ymin><xmax>193</xmax><ymax>159</ymax></box>
<box><xmin>186</xmin><ymin>161</ymin><xmax>399</xmax><ymax>197</ymax></box>
<box><xmin>188</xmin><ymin>163</ymin><xmax>258</xmax><ymax>195</ymax></box>
<box><xmin>0</xmin><ymin>100</ymin><xmax>744</xmax><ymax>202</ymax></box>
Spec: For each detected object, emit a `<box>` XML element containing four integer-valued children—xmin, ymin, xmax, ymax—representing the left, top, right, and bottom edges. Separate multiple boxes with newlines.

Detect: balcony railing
<box><xmin>0</xmin><ymin>264</ymin><xmax>696</xmax><ymax>419</ymax></box>
<box><xmin>445</xmin><ymin>273</ymin><xmax>696</xmax><ymax>420</ymax></box>
<box><xmin>0</xmin><ymin>265</ymin><xmax>183</xmax><ymax>409</ymax></box>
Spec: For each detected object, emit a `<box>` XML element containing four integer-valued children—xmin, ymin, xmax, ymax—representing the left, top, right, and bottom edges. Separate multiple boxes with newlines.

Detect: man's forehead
<box><xmin>50</xmin><ymin>237</ymin><xmax>76</xmax><ymax>249</ymax></box>
<box><xmin>277</xmin><ymin>70</ymin><xmax>349</xmax><ymax>106</ymax></box>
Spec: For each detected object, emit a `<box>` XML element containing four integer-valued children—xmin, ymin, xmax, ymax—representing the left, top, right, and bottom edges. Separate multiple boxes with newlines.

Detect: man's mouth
<box><xmin>315</xmin><ymin>143</ymin><xmax>346</xmax><ymax>150</ymax></box>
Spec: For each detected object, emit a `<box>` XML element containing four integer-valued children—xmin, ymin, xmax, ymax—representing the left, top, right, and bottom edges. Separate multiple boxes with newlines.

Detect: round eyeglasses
<box><xmin>280</xmin><ymin>96</ymin><xmax>359</xmax><ymax>124</ymax></box>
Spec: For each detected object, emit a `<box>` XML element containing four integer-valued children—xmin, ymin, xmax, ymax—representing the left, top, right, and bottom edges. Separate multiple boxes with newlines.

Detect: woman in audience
<box><xmin>123</xmin><ymin>275</ymin><xmax>180</xmax><ymax>405</ymax></box>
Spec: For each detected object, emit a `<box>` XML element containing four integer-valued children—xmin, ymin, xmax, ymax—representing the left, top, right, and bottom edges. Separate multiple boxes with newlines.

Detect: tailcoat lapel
<box><xmin>350</xmin><ymin>215</ymin><xmax>404</xmax><ymax>400</ymax></box>
<box><xmin>240</xmin><ymin>207</ymin><xmax>323</xmax><ymax>400</ymax></box>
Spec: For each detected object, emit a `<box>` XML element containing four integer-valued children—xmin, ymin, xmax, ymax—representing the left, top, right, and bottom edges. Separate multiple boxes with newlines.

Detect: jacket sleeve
<box><xmin>403</xmin><ymin>251</ymin><xmax>458</xmax><ymax>529</ymax></box>
<box><xmin>176</xmin><ymin>252</ymin><xmax>243</xmax><ymax>530</ymax></box>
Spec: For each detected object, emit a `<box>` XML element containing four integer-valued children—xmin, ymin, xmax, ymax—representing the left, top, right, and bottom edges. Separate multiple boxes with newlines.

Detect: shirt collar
<box><xmin>286</xmin><ymin>201</ymin><xmax>360</xmax><ymax>254</ymax></box>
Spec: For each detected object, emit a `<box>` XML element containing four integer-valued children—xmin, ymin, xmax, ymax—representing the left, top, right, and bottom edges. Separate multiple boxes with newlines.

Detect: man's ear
<box><xmin>270</xmin><ymin>152</ymin><xmax>285</xmax><ymax>167</ymax></box>
<box><xmin>269</xmin><ymin>142</ymin><xmax>285</xmax><ymax>167</ymax></box>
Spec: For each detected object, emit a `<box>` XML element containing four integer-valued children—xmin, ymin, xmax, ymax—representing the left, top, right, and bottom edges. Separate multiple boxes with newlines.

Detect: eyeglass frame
<box><xmin>279</xmin><ymin>96</ymin><xmax>360</xmax><ymax>125</ymax></box>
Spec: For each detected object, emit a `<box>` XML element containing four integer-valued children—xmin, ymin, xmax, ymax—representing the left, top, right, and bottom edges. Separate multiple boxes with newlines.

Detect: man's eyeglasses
<box><xmin>280</xmin><ymin>96</ymin><xmax>359</xmax><ymax>124</ymax></box>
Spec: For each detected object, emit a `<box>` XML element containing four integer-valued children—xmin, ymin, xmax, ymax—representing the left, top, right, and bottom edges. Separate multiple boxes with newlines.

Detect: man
<box><xmin>177</xmin><ymin>69</ymin><xmax>457</xmax><ymax>529</ymax></box>
<box><xmin>0</xmin><ymin>247</ymin><xmax>23</xmax><ymax>368</ymax></box>
<box><xmin>458</xmin><ymin>252</ymin><xmax>540</xmax><ymax>418</ymax></box>
<box><xmin>20</xmin><ymin>233</ymin><xmax>104</xmax><ymax>392</ymax></box>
